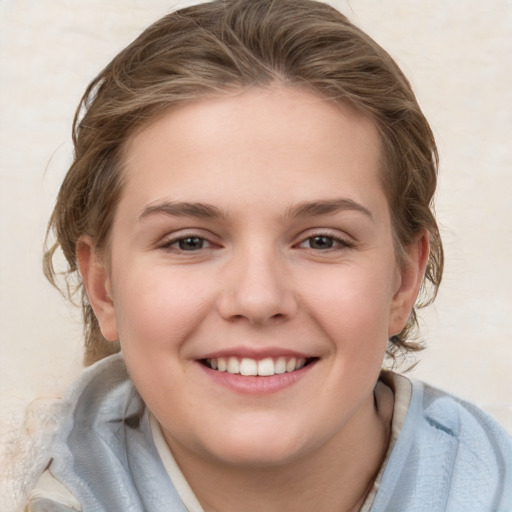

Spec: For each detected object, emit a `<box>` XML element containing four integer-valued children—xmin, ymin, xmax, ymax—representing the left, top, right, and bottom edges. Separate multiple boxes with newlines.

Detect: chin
<box><xmin>211</xmin><ymin>442</ymin><xmax>305</xmax><ymax>469</ymax></box>
<box><xmin>197</xmin><ymin>420</ymin><xmax>317</xmax><ymax>469</ymax></box>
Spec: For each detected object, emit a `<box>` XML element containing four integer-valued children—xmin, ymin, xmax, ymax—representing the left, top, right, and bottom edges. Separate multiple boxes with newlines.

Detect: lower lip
<box><xmin>198</xmin><ymin>361</ymin><xmax>317</xmax><ymax>395</ymax></box>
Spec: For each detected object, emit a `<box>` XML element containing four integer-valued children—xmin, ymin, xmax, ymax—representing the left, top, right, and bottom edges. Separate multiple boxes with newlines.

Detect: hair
<box><xmin>43</xmin><ymin>0</ymin><xmax>443</xmax><ymax>366</ymax></box>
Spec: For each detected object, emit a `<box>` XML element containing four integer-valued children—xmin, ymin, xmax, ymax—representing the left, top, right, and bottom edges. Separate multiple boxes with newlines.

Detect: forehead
<box><xmin>119</xmin><ymin>86</ymin><xmax>385</xmax><ymax>218</ymax></box>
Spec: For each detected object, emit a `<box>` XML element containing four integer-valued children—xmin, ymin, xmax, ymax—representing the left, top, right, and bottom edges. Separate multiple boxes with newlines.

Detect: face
<box><xmin>81</xmin><ymin>86</ymin><xmax>425</xmax><ymax>470</ymax></box>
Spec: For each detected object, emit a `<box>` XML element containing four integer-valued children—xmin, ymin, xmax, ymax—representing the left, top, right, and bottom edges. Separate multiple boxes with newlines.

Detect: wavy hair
<box><xmin>43</xmin><ymin>0</ymin><xmax>443</xmax><ymax>365</ymax></box>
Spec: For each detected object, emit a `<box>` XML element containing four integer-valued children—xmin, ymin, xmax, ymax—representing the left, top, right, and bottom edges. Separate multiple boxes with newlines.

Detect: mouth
<box><xmin>200</xmin><ymin>356</ymin><xmax>318</xmax><ymax>376</ymax></box>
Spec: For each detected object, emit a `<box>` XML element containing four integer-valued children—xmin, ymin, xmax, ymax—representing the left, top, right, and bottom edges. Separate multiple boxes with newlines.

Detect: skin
<box><xmin>78</xmin><ymin>86</ymin><xmax>428</xmax><ymax>512</ymax></box>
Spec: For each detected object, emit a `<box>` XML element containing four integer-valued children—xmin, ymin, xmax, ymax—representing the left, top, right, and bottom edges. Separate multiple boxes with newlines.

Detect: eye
<box><xmin>177</xmin><ymin>236</ymin><xmax>207</xmax><ymax>251</ymax></box>
<box><xmin>305</xmin><ymin>235</ymin><xmax>335</xmax><ymax>250</ymax></box>
<box><xmin>159</xmin><ymin>235</ymin><xmax>213</xmax><ymax>252</ymax></box>
<box><xmin>297</xmin><ymin>234</ymin><xmax>353</xmax><ymax>250</ymax></box>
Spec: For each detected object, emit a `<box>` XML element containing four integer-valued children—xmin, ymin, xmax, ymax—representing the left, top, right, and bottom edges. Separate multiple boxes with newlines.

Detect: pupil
<box><xmin>179</xmin><ymin>237</ymin><xmax>203</xmax><ymax>250</ymax></box>
<box><xmin>311</xmin><ymin>236</ymin><xmax>333</xmax><ymax>249</ymax></box>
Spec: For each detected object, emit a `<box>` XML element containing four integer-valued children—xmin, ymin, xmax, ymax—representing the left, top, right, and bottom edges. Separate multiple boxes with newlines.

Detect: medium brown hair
<box><xmin>44</xmin><ymin>0</ymin><xmax>443</xmax><ymax>366</ymax></box>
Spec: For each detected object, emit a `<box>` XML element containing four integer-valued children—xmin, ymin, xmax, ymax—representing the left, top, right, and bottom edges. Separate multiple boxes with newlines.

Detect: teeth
<box><xmin>257</xmin><ymin>357</ymin><xmax>275</xmax><ymax>376</ymax></box>
<box><xmin>275</xmin><ymin>357</ymin><xmax>286</xmax><ymax>374</ymax></box>
<box><xmin>217</xmin><ymin>357</ymin><xmax>227</xmax><ymax>372</ymax></box>
<box><xmin>227</xmin><ymin>357</ymin><xmax>240</xmax><ymax>374</ymax></box>
<box><xmin>286</xmin><ymin>357</ymin><xmax>297</xmax><ymax>373</ymax></box>
<box><xmin>206</xmin><ymin>356</ymin><xmax>309</xmax><ymax>376</ymax></box>
<box><xmin>240</xmin><ymin>358</ymin><xmax>258</xmax><ymax>376</ymax></box>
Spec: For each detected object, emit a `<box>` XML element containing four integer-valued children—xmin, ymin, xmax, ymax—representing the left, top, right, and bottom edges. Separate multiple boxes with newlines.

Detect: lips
<box><xmin>197</xmin><ymin>351</ymin><xmax>319</xmax><ymax>394</ymax></box>
<box><xmin>203</xmin><ymin>356</ymin><xmax>312</xmax><ymax>376</ymax></box>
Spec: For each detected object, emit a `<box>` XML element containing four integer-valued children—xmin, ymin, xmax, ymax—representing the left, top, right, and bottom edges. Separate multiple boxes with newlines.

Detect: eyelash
<box><xmin>158</xmin><ymin>235</ymin><xmax>216</xmax><ymax>252</ymax></box>
<box><xmin>296</xmin><ymin>232</ymin><xmax>354</xmax><ymax>251</ymax></box>
<box><xmin>157</xmin><ymin>231</ymin><xmax>354</xmax><ymax>253</ymax></box>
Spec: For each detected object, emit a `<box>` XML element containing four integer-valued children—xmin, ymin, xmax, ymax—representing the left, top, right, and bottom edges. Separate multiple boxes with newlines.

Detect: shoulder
<box><xmin>375</xmin><ymin>373</ymin><xmax>512</xmax><ymax>512</ymax></box>
<box><xmin>419</xmin><ymin>380</ymin><xmax>512</xmax><ymax>510</ymax></box>
<box><xmin>24</xmin><ymin>354</ymin><xmax>139</xmax><ymax>511</ymax></box>
<box><xmin>417</xmin><ymin>380</ymin><xmax>512</xmax><ymax>472</ymax></box>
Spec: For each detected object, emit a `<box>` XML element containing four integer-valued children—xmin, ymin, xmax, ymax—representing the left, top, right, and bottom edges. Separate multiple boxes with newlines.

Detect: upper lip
<box><xmin>198</xmin><ymin>346</ymin><xmax>317</xmax><ymax>360</ymax></box>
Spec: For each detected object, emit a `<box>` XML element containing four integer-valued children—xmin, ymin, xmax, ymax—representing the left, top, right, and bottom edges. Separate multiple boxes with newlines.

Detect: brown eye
<box><xmin>178</xmin><ymin>237</ymin><xmax>205</xmax><ymax>250</ymax></box>
<box><xmin>158</xmin><ymin>232</ymin><xmax>218</xmax><ymax>253</ymax></box>
<box><xmin>297</xmin><ymin>233</ymin><xmax>353</xmax><ymax>251</ymax></box>
<box><xmin>308</xmin><ymin>236</ymin><xmax>335</xmax><ymax>249</ymax></box>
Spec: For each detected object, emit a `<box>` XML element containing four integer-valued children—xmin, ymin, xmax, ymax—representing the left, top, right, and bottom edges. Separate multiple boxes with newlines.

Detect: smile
<box><xmin>202</xmin><ymin>356</ymin><xmax>315</xmax><ymax>376</ymax></box>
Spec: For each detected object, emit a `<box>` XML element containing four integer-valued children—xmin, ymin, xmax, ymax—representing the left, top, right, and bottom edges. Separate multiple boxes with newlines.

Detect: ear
<box><xmin>76</xmin><ymin>236</ymin><xmax>119</xmax><ymax>342</ymax></box>
<box><xmin>388</xmin><ymin>231</ymin><xmax>430</xmax><ymax>337</ymax></box>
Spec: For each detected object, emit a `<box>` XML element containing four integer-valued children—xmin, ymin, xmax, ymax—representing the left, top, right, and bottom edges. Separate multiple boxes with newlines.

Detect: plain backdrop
<box><xmin>1</xmin><ymin>0</ymin><xmax>511</xmax><ymax>479</ymax></box>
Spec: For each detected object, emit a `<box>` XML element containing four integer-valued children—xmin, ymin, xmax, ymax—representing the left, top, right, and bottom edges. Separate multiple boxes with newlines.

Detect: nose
<box><xmin>217</xmin><ymin>247</ymin><xmax>298</xmax><ymax>325</ymax></box>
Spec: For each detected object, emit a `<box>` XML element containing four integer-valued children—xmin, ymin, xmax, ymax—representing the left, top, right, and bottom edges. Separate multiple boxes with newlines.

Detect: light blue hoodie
<box><xmin>26</xmin><ymin>354</ymin><xmax>512</xmax><ymax>511</ymax></box>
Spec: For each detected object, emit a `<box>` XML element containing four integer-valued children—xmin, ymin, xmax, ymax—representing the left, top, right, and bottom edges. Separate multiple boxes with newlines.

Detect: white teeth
<box><xmin>286</xmin><ymin>357</ymin><xmax>297</xmax><ymax>373</ymax></box>
<box><xmin>217</xmin><ymin>357</ymin><xmax>227</xmax><ymax>372</ymax></box>
<box><xmin>275</xmin><ymin>357</ymin><xmax>287</xmax><ymax>374</ymax></box>
<box><xmin>207</xmin><ymin>356</ymin><xmax>309</xmax><ymax>376</ymax></box>
<box><xmin>240</xmin><ymin>358</ymin><xmax>258</xmax><ymax>376</ymax></box>
<box><xmin>227</xmin><ymin>357</ymin><xmax>240</xmax><ymax>374</ymax></box>
<box><xmin>257</xmin><ymin>357</ymin><xmax>275</xmax><ymax>376</ymax></box>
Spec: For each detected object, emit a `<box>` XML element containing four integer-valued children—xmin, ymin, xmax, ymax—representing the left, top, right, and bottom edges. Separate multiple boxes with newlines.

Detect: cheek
<box><xmin>111</xmin><ymin>262</ymin><xmax>213</xmax><ymax>353</ymax></box>
<box><xmin>300</xmin><ymin>262</ymin><xmax>396</xmax><ymax>383</ymax></box>
<box><xmin>303</xmin><ymin>265</ymin><xmax>395</xmax><ymax>335</ymax></box>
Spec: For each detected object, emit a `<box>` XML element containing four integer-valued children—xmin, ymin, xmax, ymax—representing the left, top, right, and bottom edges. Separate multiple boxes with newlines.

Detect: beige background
<box><xmin>1</xmin><ymin>0</ymin><xmax>511</xmax><ymax>495</ymax></box>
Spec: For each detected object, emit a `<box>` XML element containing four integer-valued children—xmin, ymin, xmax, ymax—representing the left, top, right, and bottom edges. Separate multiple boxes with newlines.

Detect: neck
<box><xmin>166</xmin><ymin>382</ymin><xmax>394</xmax><ymax>512</ymax></box>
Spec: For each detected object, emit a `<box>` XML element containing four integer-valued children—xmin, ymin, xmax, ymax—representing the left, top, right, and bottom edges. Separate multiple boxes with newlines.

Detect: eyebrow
<box><xmin>139</xmin><ymin>201</ymin><xmax>226</xmax><ymax>221</ymax></box>
<box><xmin>139</xmin><ymin>198</ymin><xmax>373</xmax><ymax>222</ymax></box>
<box><xmin>285</xmin><ymin>198</ymin><xmax>374</xmax><ymax>221</ymax></box>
